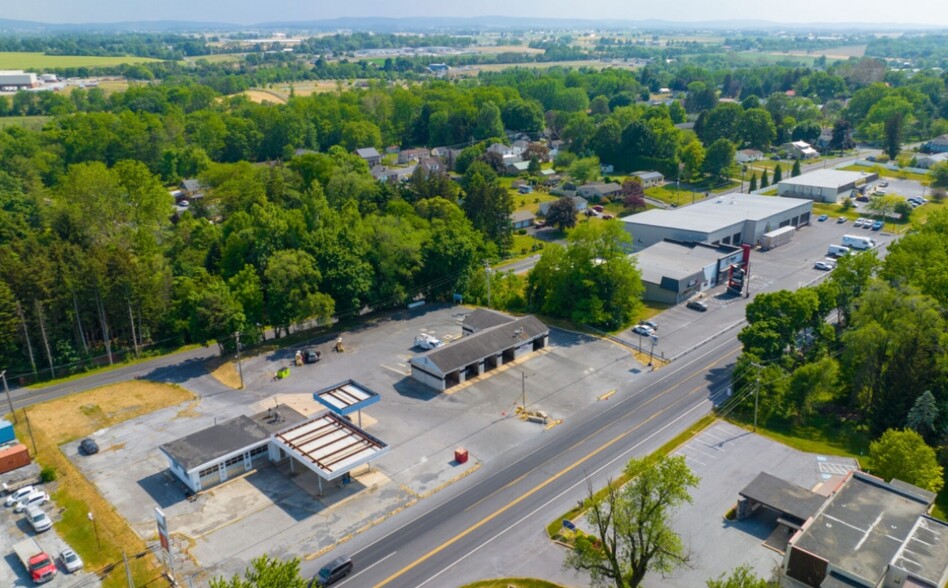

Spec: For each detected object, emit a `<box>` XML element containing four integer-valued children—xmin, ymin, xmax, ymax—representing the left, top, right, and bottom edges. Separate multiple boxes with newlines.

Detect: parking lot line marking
<box><xmin>598</xmin><ymin>389</ymin><xmax>617</xmax><ymax>401</ymax></box>
<box><xmin>380</xmin><ymin>364</ymin><xmax>410</xmax><ymax>377</ymax></box>
<box><xmin>372</xmin><ymin>348</ymin><xmax>736</xmax><ymax>588</ymax></box>
<box><xmin>683</xmin><ymin>455</ymin><xmax>707</xmax><ymax>467</ymax></box>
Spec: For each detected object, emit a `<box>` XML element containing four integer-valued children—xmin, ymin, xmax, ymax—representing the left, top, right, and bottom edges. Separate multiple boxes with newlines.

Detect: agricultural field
<box><xmin>782</xmin><ymin>44</ymin><xmax>867</xmax><ymax>59</ymax></box>
<box><xmin>0</xmin><ymin>115</ymin><xmax>52</xmax><ymax>130</ymax></box>
<box><xmin>0</xmin><ymin>51</ymin><xmax>164</xmax><ymax>69</ymax></box>
<box><xmin>184</xmin><ymin>53</ymin><xmax>246</xmax><ymax>64</ymax></box>
<box><xmin>241</xmin><ymin>89</ymin><xmax>288</xmax><ymax>104</ymax></box>
<box><xmin>470</xmin><ymin>45</ymin><xmax>545</xmax><ymax>54</ymax></box>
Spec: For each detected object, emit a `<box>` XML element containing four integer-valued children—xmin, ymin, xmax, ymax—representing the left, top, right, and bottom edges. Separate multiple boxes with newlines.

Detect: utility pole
<box><xmin>23</xmin><ymin>407</ymin><xmax>36</xmax><ymax>454</ymax></box>
<box><xmin>1</xmin><ymin>370</ymin><xmax>15</xmax><ymax>423</ymax></box>
<box><xmin>648</xmin><ymin>335</ymin><xmax>658</xmax><ymax>368</ymax></box>
<box><xmin>88</xmin><ymin>512</ymin><xmax>101</xmax><ymax>551</ymax></box>
<box><xmin>234</xmin><ymin>331</ymin><xmax>244</xmax><ymax>390</ymax></box>
<box><xmin>123</xmin><ymin>550</ymin><xmax>134</xmax><ymax>588</ymax></box>
<box><xmin>521</xmin><ymin>371</ymin><xmax>526</xmax><ymax>410</ymax></box>
<box><xmin>485</xmin><ymin>262</ymin><xmax>492</xmax><ymax>309</ymax></box>
<box><xmin>752</xmin><ymin>363</ymin><xmax>761</xmax><ymax>432</ymax></box>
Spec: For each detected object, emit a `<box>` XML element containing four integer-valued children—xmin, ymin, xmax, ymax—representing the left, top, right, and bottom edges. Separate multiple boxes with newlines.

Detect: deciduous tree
<box><xmin>869</xmin><ymin>429</ymin><xmax>944</xmax><ymax>493</ymax></box>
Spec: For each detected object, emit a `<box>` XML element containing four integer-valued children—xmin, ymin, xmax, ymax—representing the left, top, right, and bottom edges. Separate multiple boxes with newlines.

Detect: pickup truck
<box><xmin>13</xmin><ymin>538</ymin><xmax>57</xmax><ymax>584</ymax></box>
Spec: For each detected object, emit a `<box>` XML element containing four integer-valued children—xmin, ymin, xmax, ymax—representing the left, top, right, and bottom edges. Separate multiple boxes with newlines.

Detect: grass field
<box><xmin>470</xmin><ymin>45</ymin><xmax>545</xmax><ymax>54</ymax></box>
<box><xmin>10</xmin><ymin>381</ymin><xmax>195</xmax><ymax>587</ymax></box>
<box><xmin>840</xmin><ymin>164</ymin><xmax>931</xmax><ymax>184</ymax></box>
<box><xmin>185</xmin><ymin>53</ymin><xmax>246</xmax><ymax>64</ymax></box>
<box><xmin>0</xmin><ymin>115</ymin><xmax>51</xmax><ymax>130</ymax></box>
<box><xmin>241</xmin><ymin>89</ymin><xmax>288</xmax><ymax>104</ymax></box>
<box><xmin>0</xmin><ymin>51</ymin><xmax>163</xmax><ymax>69</ymax></box>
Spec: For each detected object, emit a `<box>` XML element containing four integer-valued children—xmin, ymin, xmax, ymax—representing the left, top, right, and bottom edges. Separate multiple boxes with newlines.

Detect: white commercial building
<box><xmin>621</xmin><ymin>194</ymin><xmax>813</xmax><ymax>252</ymax></box>
<box><xmin>633</xmin><ymin>240</ymin><xmax>746</xmax><ymax>304</ymax></box>
<box><xmin>0</xmin><ymin>70</ymin><xmax>38</xmax><ymax>89</ymax></box>
<box><xmin>777</xmin><ymin>169</ymin><xmax>875</xmax><ymax>203</ymax></box>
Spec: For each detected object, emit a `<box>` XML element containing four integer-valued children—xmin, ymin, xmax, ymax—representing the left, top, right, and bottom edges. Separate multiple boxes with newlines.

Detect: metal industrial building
<box><xmin>410</xmin><ymin>313</ymin><xmax>549</xmax><ymax>391</ymax></box>
<box><xmin>621</xmin><ymin>194</ymin><xmax>812</xmax><ymax>251</ymax></box>
<box><xmin>159</xmin><ymin>398</ymin><xmax>389</xmax><ymax>494</ymax></box>
<box><xmin>0</xmin><ymin>70</ymin><xmax>38</xmax><ymax>89</ymax></box>
<box><xmin>633</xmin><ymin>240</ymin><xmax>745</xmax><ymax>304</ymax></box>
<box><xmin>777</xmin><ymin>169</ymin><xmax>876</xmax><ymax>203</ymax></box>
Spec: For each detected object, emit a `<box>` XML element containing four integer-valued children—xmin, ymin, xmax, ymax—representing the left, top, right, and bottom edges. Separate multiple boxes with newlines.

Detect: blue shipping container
<box><xmin>0</xmin><ymin>419</ymin><xmax>14</xmax><ymax>445</ymax></box>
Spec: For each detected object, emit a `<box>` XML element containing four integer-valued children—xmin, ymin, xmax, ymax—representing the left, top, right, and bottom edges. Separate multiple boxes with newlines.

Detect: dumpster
<box><xmin>454</xmin><ymin>448</ymin><xmax>468</xmax><ymax>464</ymax></box>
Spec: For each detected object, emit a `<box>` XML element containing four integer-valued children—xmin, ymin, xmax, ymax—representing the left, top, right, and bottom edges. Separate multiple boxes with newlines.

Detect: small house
<box><xmin>577</xmin><ymin>182</ymin><xmax>623</xmax><ymax>200</ymax></box>
<box><xmin>510</xmin><ymin>210</ymin><xmax>536</xmax><ymax>229</ymax></box>
<box><xmin>631</xmin><ymin>171</ymin><xmax>665</xmax><ymax>188</ymax></box>
<box><xmin>735</xmin><ymin>149</ymin><xmax>764</xmax><ymax>164</ymax></box>
<box><xmin>398</xmin><ymin>148</ymin><xmax>430</xmax><ymax>164</ymax></box>
<box><xmin>355</xmin><ymin>147</ymin><xmax>382</xmax><ymax>167</ymax></box>
<box><xmin>923</xmin><ymin>134</ymin><xmax>948</xmax><ymax>154</ymax></box>
<box><xmin>538</xmin><ymin>196</ymin><xmax>588</xmax><ymax>216</ymax></box>
<box><xmin>784</xmin><ymin>141</ymin><xmax>818</xmax><ymax>160</ymax></box>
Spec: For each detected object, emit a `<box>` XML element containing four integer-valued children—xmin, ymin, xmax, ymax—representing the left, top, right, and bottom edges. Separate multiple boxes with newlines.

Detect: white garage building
<box><xmin>621</xmin><ymin>194</ymin><xmax>812</xmax><ymax>252</ymax></box>
<box><xmin>777</xmin><ymin>169</ymin><xmax>875</xmax><ymax>203</ymax></box>
<box><xmin>159</xmin><ymin>401</ymin><xmax>389</xmax><ymax>494</ymax></box>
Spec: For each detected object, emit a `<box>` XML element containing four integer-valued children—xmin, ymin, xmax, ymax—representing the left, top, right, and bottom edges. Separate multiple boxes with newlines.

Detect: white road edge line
<box><xmin>338</xmin><ymin>551</ymin><xmax>397</xmax><ymax>586</ymax></box>
<box><xmin>415</xmin><ymin>395</ymin><xmax>715</xmax><ymax>588</ymax></box>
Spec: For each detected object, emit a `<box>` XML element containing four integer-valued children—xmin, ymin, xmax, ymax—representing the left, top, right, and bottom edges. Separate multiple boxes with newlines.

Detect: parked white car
<box><xmin>14</xmin><ymin>490</ymin><xmax>50</xmax><ymax>512</ymax></box>
<box><xmin>4</xmin><ymin>484</ymin><xmax>35</xmax><ymax>507</ymax></box>
<box><xmin>26</xmin><ymin>505</ymin><xmax>52</xmax><ymax>532</ymax></box>
<box><xmin>59</xmin><ymin>547</ymin><xmax>83</xmax><ymax>573</ymax></box>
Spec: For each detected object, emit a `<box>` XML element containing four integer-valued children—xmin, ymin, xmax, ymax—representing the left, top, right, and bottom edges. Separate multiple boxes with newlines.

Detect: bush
<box><xmin>40</xmin><ymin>466</ymin><xmax>57</xmax><ymax>483</ymax></box>
<box><xmin>517</xmin><ymin>229</ymin><xmax>527</xmax><ymax>235</ymax></box>
<box><xmin>931</xmin><ymin>187</ymin><xmax>946</xmax><ymax>202</ymax></box>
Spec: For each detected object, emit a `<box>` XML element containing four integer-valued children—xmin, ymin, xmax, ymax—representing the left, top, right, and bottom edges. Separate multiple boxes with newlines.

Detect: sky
<box><xmin>5</xmin><ymin>0</ymin><xmax>948</xmax><ymax>26</ymax></box>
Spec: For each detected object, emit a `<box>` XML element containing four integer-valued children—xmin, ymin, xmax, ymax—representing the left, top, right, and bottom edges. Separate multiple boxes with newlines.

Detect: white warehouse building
<box><xmin>777</xmin><ymin>169</ymin><xmax>876</xmax><ymax>203</ymax></box>
<box><xmin>621</xmin><ymin>194</ymin><xmax>813</xmax><ymax>252</ymax></box>
<box><xmin>0</xmin><ymin>70</ymin><xmax>38</xmax><ymax>89</ymax></box>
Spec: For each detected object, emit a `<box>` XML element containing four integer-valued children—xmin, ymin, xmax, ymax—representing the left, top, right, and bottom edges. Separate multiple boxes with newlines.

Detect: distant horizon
<box><xmin>3</xmin><ymin>1</ymin><xmax>948</xmax><ymax>28</ymax></box>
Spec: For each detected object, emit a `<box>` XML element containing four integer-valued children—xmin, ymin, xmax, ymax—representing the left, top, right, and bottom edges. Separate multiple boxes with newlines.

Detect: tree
<box><xmin>706</xmin><ymin>564</ymin><xmax>776</xmax><ymax>588</ymax></box>
<box><xmin>263</xmin><ymin>250</ymin><xmax>335</xmax><ymax>337</ymax></box>
<box><xmin>546</xmin><ymin>197</ymin><xmax>578</xmax><ymax>231</ymax></box>
<box><xmin>528</xmin><ymin>156</ymin><xmax>542</xmax><ymax>176</ymax></box>
<box><xmin>906</xmin><ymin>391</ymin><xmax>939</xmax><ymax>441</ymax></box>
<box><xmin>930</xmin><ymin>161</ymin><xmax>948</xmax><ymax>189</ymax></box>
<box><xmin>566</xmin><ymin>455</ymin><xmax>699</xmax><ymax>588</ymax></box>
<box><xmin>680</xmin><ymin>140</ymin><xmax>705</xmax><ymax>181</ymax></box>
<box><xmin>462</xmin><ymin>165</ymin><xmax>514</xmax><ymax>251</ymax></box>
<box><xmin>568</xmin><ymin>156</ymin><xmax>601</xmax><ymax>184</ymax></box>
<box><xmin>474</xmin><ymin>101</ymin><xmax>504</xmax><ymax>141</ymax></box>
<box><xmin>791</xmin><ymin>159</ymin><xmax>801</xmax><ymax>177</ymax></box>
<box><xmin>749</xmin><ymin>173</ymin><xmax>758</xmax><ymax>192</ymax></box>
<box><xmin>210</xmin><ymin>554</ymin><xmax>307</xmax><ymax>588</ymax></box>
<box><xmin>759</xmin><ymin>169</ymin><xmax>769</xmax><ymax>189</ymax></box>
<box><xmin>340</xmin><ymin>120</ymin><xmax>381</xmax><ymax>151</ymax></box>
<box><xmin>622</xmin><ymin>177</ymin><xmax>646</xmax><ymax>212</ymax></box>
<box><xmin>772</xmin><ymin>164</ymin><xmax>783</xmax><ymax>184</ymax></box>
<box><xmin>741</xmin><ymin>108</ymin><xmax>777</xmax><ymax>151</ymax></box>
<box><xmin>701</xmin><ymin>139</ymin><xmax>735</xmax><ymax>180</ymax></box>
<box><xmin>669</xmin><ymin>100</ymin><xmax>687</xmax><ymax>124</ymax></box>
<box><xmin>829</xmin><ymin>119</ymin><xmax>855</xmax><ymax>153</ymax></box>
<box><xmin>869</xmin><ymin>429</ymin><xmax>944</xmax><ymax>493</ymax></box>
<box><xmin>883</xmin><ymin>112</ymin><xmax>904</xmax><ymax>161</ymax></box>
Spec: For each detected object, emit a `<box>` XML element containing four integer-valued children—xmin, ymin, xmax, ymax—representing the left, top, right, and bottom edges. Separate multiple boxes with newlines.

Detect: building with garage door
<box><xmin>634</xmin><ymin>240</ymin><xmax>745</xmax><ymax>304</ymax></box>
<box><xmin>738</xmin><ymin>470</ymin><xmax>948</xmax><ymax>588</ymax></box>
<box><xmin>621</xmin><ymin>194</ymin><xmax>812</xmax><ymax>252</ymax></box>
<box><xmin>159</xmin><ymin>400</ymin><xmax>389</xmax><ymax>495</ymax></box>
<box><xmin>777</xmin><ymin>169</ymin><xmax>875</xmax><ymax>203</ymax></box>
<box><xmin>410</xmin><ymin>313</ymin><xmax>549</xmax><ymax>391</ymax></box>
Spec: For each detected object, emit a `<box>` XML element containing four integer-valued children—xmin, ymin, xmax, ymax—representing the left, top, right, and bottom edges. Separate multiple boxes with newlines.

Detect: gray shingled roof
<box><xmin>355</xmin><ymin>147</ymin><xmax>381</xmax><ymax>158</ymax></box>
<box><xmin>413</xmin><ymin>315</ymin><xmax>548</xmax><ymax>375</ymax></box>
<box><xmin>159</xmin><ymin>405</ymin><xmax>306</xmax><ymax>472</ymax></box>
<box><xmin>462</xmin><ymin>309</ymin><xmax>514</xmax><ymax>332</ymax></box>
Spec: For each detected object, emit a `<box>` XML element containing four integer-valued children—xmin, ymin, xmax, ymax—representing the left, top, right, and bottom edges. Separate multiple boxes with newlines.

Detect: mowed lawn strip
<box><xmin>0</xmin><ymin>51</ymin><xmax>165</xmax><ymax>69</ymax></box>
<box><xmin>10</xmin><ymin>380</ymin><xmax>194</xmax><ymax>587</ymax></box>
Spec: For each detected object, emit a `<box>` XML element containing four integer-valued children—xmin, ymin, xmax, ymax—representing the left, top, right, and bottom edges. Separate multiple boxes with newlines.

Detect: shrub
<box><xmin>40</xmin><ymin>466</ymin><xmax>57</xmax><ymax>483</ymax></box>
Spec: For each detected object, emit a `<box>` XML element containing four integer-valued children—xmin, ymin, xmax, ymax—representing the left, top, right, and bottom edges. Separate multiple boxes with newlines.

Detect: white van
<box><xmin>827</xmin><ymin>244</ymin><xmax>851</xmax><ymax>257</ymax></box>
<box><xmin>841</xmin><ymin>234</ymin><xmax>875</xmax><ymax>250</ymax></box>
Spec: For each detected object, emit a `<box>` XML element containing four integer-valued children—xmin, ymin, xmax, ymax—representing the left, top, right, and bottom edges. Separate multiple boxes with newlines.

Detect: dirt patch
<box><xmin>12</xmin><ymin>381</ymin><xmax>194</xmax><ymax>587</ymax></box>
<box><xmin>176</xmin><ymin>398</ymin><xmax>202</xmax><ymax>419</ymax></box>
<box><xmin>241</xmin><ymin>89</ymin><xmax>287</xmax><ymax>104</ymax></box>
<box><xmin>206</xmin><ymin>357</ymin><xmax>243</xmax><ymax>389</ymax></box>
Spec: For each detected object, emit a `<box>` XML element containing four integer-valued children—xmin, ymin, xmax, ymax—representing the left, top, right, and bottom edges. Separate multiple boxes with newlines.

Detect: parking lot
<box><xmin>69</xmin><ymin>305</ymin><xmax>645</xmax><ymax>581</ymax></box>
<box><xmin>1</xmin><ymin>465</ymin><xmax>101</xmax><ymax>587</ymax></box>
<box><xmin>661</xmin><ymin>421</ymin><xmax>859</xmax><ymax>587</ymax></box>
<box><xmin>620</xmin><ymin>219</ymin><xmax>897</xmax><ymax>360</ymax></box>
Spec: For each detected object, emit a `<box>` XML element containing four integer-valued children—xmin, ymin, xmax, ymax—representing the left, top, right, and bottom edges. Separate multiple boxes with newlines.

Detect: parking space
<box><xmin>661</xmin><ymin>421</ymin><xmax>858</xmax><ymax>588</ymax></box>
<box><xmin>69</xmin><ymin>305</ymin><xmax>645</xmax><ymax>581</ymax></box>
<box><xmin>620</xmin><ymin>220</ymin><xmax>897</xmax><ymax>360</ymax></box>
<box><xmin>1</xmin><ymin>467</ymin><xmax>100</xmax><ymax>587</ymax></box>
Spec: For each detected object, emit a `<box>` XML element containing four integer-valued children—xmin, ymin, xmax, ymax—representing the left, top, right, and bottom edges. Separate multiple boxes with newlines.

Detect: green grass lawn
<box><xmin>645</xmin><ymin>185</ymin><xmax>687</xmax><ymax>206</ymax></box>
<box><xmin>513</xmin><ymin>191</ymin><xmax>557</xmax><ymax>214</ymax></box>
<box><xmin>0</xmin><ymin>51</ymin><xmax>164</xmax><ymax>69</ymax></box>
<box><xmin>840</xmin><ymin>164</ymin><xmax>931</xmax><ymax>184</ymax></box>
<box><xmin>508</xmin><ymin>232</ymin><xmax>545</xmax><ymax>260</ymax></box>
<box><xmin>185</xmin><ymin>53</ymin><xmax>246</xmax><ymax>64</ymax></box>
<box><xmin>0</xmin><ymin>115</ymin><xmax>51</xmax><ymax>130</ymax></box>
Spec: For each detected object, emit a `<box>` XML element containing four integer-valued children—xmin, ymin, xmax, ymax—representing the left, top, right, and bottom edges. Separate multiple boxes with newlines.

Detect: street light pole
<box><xmin>485</xmin><ymin>262</ymin><xmax>492</xmax><ymax>309</ymax></box>
<box><xmin>1</xmin><ymin>370</ymin><xmax>15</xmax><ymax>423</ymax></box>
<box><xmin>88</xmin><ymin>512</ymin><xmax>101</xmax><ymax>551</ymax></box>
<box><xmin>521</xmin><ymin>371</ymin><xmax>526</xmax><ymax>410</ymax></box>
<box><xmin>234</xmin><ymin>332</ymin><xmax>244</xmax><ymax>390</ymax></box>
<box><xmin>741</xmin><ymin>165</ymin><xmax>747</xmax><ymax>193</ymax></box>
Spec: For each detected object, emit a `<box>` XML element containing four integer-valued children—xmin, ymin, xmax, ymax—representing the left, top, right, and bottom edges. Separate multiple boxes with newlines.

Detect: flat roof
<box><xmin>412</xmin><ymin>315</ymin><xmax>548</xmax><ymax>376</ymax></box>
<box><xmin>313</xmin><ymin>380</ymin><xmax>381</xmax><ymax>416</ymax></box>
<box><xmin>778</xmin><ymin>169</ymin><xmax>869</xmax><ymax>190</ymax></box>
<box><xmin>272</xmin><ymin>412</ymin><xmax>388</xmax><ymax>480</ymax></box>
<box><xmin>739</xmin><ymin>472</ymin><xmax>826</xmax><ymax>525</ymax></box>
<box><xmin>621</xmin><ymin>194</ymin><xmax>811</xmax><ymax>234</ymax></box>
<box><xmin>891</xmin><ymin>516</ymin><xmax>948</xmax><ymax>586</ymax></box>
<box><xmin>793</xmin><ymin>472</ymin><xmax>934</xmax><ymax>585</ymax></box>
<box><xmin>159</xmin><ymin>404</ymin><xmax>307</xmax><ymax>472</ymax></box>
<box><xmin>633</xmin><ymin>240</ymin><xmax>739</xmax><ymax>283</ymax></box>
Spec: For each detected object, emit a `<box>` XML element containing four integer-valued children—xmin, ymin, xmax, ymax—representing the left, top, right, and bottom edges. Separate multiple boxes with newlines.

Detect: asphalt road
<box><xmin>304</xmin><ymin>334</ymin><xmax>743</xmax><ymax>587</ymax></box>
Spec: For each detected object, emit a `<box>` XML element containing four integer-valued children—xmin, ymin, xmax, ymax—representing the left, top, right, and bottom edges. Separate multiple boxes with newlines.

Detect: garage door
<box><xmin>198</xmin><ymin>463</ymin><xmax>221</xmax><ymax>489</ymax></box>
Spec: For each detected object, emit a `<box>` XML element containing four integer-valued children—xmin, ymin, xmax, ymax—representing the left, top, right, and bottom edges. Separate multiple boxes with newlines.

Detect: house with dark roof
<box><xmin>923</xmin><ymin>134</ymin><xmax>948</xmax><ymax>154</ymax></box>
<box><xmin>577</xmin><ymin>182</ymin><xmax>622</xmax><ymax>199</ymax></box>
<box><xmin>180</xmin><ymin>178</ymin><xmax>206</xmax><ymax>199</ymax></box>
<box><xmin>398</xmin><ymin>148</ymin><xmax>430</xmax><ymax>164</ymax></box>
<box><xmin>410</xmin><ymin>313</ymin><xmax>549</xmax><ymax>391</ymax></box>
<box><xmin>510</xmin><ymin>210</ymin><xmax>536</xmax><ymax>230</ymax></box>
<box><xmin>355</xmin><ymin>147</ymin><xmax>382</xmax><ymax>167</ymax></box>
<box><xmin>538</xmin><ymin>195</ymin><xmax>588</xmax><ymax>215</ymax></box>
